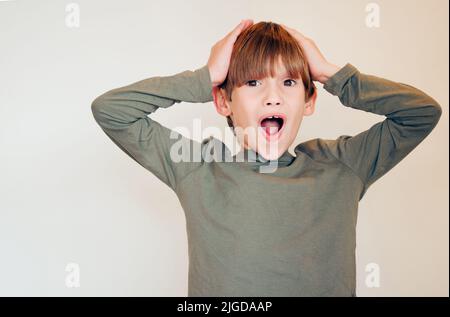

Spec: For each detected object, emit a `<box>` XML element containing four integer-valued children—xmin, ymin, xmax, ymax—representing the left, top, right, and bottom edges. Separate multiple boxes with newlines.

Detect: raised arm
<box><xmin>281</xmin><ymin>24</ymin><xmax>442</xmax><ymax>198</ymax></box>
<box><xmin>322</xmin><ymin>64</ymin><xmax>442</xmax><ymax>197</ymax></box>
<box><xmin>91</xmin><ymin>65</ymin><xmax>213</xmax><ymax>191</ymax></box>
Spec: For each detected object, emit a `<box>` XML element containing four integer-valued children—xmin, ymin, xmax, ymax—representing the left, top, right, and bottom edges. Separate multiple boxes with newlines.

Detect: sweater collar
<box><xmin>204</xmin><ymin>136</ymin><xmax>296</xmax><ymax>167</ymax></box>
<box><xmin>232</xmin><ymin>147</ymin><xmax>295</xmax><ymax>166</ymax></box>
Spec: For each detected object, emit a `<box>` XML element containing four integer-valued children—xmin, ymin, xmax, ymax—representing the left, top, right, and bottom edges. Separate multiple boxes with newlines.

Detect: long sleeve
<box><xmin>322</xmin><ymin>63</ymin><xmax>442</xmax><ymax>198</ymax></box>
<box><xmin>91</xmin><ymin>65</ymin><xmax>214</xmax><ymax>192</ymax></box>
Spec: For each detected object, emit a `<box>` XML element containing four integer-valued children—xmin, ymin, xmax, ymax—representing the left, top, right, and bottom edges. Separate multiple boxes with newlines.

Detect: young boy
<box><xmin>91</xmin><ymin>20</ymin><xmax>442</xmax><ymax>296</ymax></box>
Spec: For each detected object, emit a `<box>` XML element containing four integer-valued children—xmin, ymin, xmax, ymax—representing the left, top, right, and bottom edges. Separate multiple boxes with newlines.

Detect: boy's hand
<box><xmin>281</xmin><ymin>24</ymin><xmax>341</xmax><ymax>84</ymax></box>
<box><xmin>207</xmin><ymin>19</ymin><xmax>254</xmax><ymax>88</ymax></box>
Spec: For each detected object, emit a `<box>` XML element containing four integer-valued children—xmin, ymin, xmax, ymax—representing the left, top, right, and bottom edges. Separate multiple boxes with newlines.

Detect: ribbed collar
<box><xmin>231</xmin><ymin>147</ymin><xmax>296</xmax><ymax>167</ymax></box>
<box><xmin>203</xmin><ymin>136</ymin><xmax>296</xmax><ymax>168</ymax></box>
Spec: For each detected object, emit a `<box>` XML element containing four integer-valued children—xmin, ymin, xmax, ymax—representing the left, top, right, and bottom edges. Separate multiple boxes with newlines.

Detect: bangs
<box><xmin>226</xmin><ymin>22</ymin><xmax>309</xmax><ymax>88</ymax></box>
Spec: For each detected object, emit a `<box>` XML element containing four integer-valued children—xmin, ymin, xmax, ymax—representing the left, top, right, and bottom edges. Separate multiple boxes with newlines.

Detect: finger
<box><xmin>222</xmin><ymin>23</ymin><xmax>239</xmax><ymax>41</ymax></box>
<box><xmin>243</xmin><ymin>19</ymin><xmax>254</xmax><ymax>28</ymax></box>
<box><xmin>225</xmin><ymin>20</ymin><xmax>244</xmax><ymax>38</ymax></box>
<box><xmin>280</xmin><ymin>23</ymin><xmax>291</xmax><ymax>31</ymax></box>
<box><xmin>281</xmin><ymin>23</ymin><xmax>307</xmax><ymax>39</ymax></box>
<box><xmin>228</xmin><ymin>19</ymin><xmax>253</xmax><ymax>39</ymax></box>
<box><xmin>281</xmin><ymin>23</ymin><xmax>297</xmax><ymax>36</ymax></box>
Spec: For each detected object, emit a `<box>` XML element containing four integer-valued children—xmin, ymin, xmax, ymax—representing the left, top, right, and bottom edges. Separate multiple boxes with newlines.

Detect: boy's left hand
<box><xmin>281</xmin><ymin>24</ymin><xmax>341</xmax><ymax>84</ymax></box>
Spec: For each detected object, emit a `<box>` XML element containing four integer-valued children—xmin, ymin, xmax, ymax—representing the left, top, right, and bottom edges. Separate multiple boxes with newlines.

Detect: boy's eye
<box><xmin>246</xmin><ymin>80</ymin><xmax>260</xmax><ymax>87</ymax></box>
<box><xmin>284</xmin><ymin>79</ymin><xmax>297</xmax><ymax>86</ymax></box>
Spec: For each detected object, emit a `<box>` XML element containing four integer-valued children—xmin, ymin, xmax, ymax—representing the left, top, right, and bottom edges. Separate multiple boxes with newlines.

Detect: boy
<box><xmin>91</xmin><ymin>20</ymin><xmax>442</xmax><ymax>296</ymax></box>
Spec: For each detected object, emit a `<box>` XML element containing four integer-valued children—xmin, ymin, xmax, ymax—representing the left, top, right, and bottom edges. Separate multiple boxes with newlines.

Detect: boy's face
<box><xmin>214</xmin><ymin>57</ymin><xmax>317</xmax><ymax>161</ymax></box>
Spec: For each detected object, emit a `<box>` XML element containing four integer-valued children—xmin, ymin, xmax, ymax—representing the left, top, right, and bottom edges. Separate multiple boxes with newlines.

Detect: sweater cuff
<box><xmin>323</xmin><ymin>63</ymin><xmax>359</xmax><ymax>96</ymax></box>
<box><xmin>194</xmin><ymin>65</ymin><xmax>214</xmax><ymax>103</ymax></box>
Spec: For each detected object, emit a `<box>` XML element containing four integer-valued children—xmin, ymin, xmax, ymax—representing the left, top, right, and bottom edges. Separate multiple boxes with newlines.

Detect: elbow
<box><xmin>91</xmin><ymin>95</ymin><xmax>109</xmax><ymax>125</ymax></box>
<box><xmin>429</xmin><ymin>100</ymin><xmax>442</xmax><ymax>126</ymax></box>
<box><xmin>433</xmin><ymin>102</ymin><xmax>442</xmax><ymax>119</ymax></box>
<box><xmin>421</xmin><ymin>100</ymin><xmax>443</xmax><ymax>132</ymax></box>
<box><xmin>91</xmin><ymin>89</ymin><xmax>118</xmax><ymax>119</ymax></box>
<box><xmin>91</xmin><ymin>95</ymin><xmax>105</xmax><ymax>113</ymax></box>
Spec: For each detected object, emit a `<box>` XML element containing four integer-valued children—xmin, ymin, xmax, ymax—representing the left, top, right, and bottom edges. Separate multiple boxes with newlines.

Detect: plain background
<box><xmin>0</xmin><ymin>0</ymin><xmax>448</xmax><ymax>296</ymax></box>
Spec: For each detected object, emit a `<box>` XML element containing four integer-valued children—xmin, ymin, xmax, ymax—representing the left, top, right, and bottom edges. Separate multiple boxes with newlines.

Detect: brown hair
<box><xmin>218</xmin><ymin>21</ymin><xmax>316</xmax><ymax>130</ymax></box>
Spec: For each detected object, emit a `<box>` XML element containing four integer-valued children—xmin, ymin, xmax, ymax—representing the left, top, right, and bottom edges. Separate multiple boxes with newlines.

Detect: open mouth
<box><xmin>258</xmin><ymin>113</ymin><xmax>286</xmax><ymax>140</ymax></box>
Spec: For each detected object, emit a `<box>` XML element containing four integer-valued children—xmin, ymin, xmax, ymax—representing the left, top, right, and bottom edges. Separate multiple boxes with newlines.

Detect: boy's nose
<box><xmin>264</xmin><ymin>84</ymin><xmax>283</xmax><ymax>106</ymax></box>
<box><xmin>265</xmin><ymin>100</ymin><xmax>281</xmax><ymax>106</ymax></box>
<box><xmin>264</xmin><ymin>91</ymin><xmax>282</xmax><ymax>106</ymax></box>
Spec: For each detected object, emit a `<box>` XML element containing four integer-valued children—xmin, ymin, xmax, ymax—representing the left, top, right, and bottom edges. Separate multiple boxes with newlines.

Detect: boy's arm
<box><xmin>322</xmin><ymin>63</ymin><xmax>442</xmax><ymax>198</ymax></box>
<box><xmin>91</xmin><ymin>65</ymin><xmax>213</xmax><ymax>192</ymax></box>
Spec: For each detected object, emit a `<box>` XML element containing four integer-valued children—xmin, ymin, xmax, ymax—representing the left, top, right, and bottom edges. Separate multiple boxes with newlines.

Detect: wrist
<box><xmin>208</xmin><ymin>65</ymin><xmax>221</xmax><ymax>87</ymax></box>
<box><xmin>318</xmin><ymin>63</ymin><xmax>342</xmax><ymax>84</ymax></box>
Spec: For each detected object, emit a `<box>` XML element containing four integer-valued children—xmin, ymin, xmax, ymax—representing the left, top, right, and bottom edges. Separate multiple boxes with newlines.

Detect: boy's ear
<box><xmin>212</xmin><ymin>87</ymin><xmax>233</xmax><ymax>118</ymax></box>
<box><xmin>303</xmin><ymin>89</ymin><xmax>318</xmax><ymax>116</ymax></box>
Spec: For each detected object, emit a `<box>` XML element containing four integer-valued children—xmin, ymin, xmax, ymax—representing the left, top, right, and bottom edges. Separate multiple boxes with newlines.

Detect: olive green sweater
<box><xmin>91</xmin><ymin>63</ymin><xmax>441</xmax><ymax>296</ymax></box>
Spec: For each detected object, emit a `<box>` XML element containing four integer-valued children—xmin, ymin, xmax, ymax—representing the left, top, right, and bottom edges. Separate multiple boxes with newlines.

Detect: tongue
<box><xmin>260</xmin><ymin>119</ymin><xmax>280</xmax><ymax>135</ymax></box>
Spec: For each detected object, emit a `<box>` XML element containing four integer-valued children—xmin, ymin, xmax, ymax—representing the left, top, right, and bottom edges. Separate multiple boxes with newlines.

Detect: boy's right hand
<box><xmin>207</xmin><ymin>19</ymin><xmax>254</xmax><ymax>88</ymax></box>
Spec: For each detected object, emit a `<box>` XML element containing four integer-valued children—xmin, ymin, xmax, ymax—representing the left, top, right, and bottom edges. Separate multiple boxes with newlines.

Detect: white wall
<box><xmin>0</xmin><ymin>0</ymin><xmax>448</xmax><ymax>296</ymax></box>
